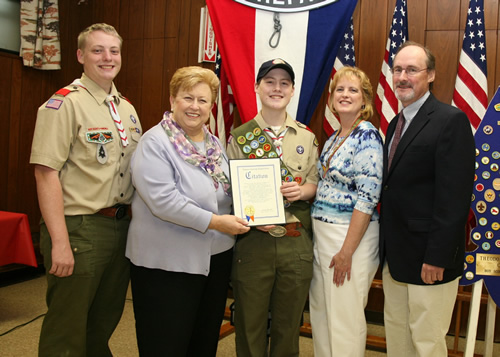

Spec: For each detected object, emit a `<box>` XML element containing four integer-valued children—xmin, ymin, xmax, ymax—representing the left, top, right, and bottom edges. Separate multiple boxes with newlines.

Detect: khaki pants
<box><xmin>39</xmin><ymin>214</ymin><xmax>130</xmax><ymax>357</ymax></box>
<box><xmin>231</xmin><ymin>226</ymin><xmax>313</xmax><ymax>357</ymax></box>
<box><xmin>383</xmin><ymin>263</ymin><xmax>459</xmax><ymax>357</ymax></box>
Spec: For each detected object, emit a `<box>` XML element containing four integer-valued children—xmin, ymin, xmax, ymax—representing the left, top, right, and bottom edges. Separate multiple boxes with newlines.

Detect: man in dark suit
<box><xmin>379</xmin><ymin>41</ymin><xmax>475</xmax><ymax>357</ymax></box>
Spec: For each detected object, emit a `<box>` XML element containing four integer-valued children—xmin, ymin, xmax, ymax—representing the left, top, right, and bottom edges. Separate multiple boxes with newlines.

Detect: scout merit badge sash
<box><xmin>231</xmin><ymin>121</ymin><xmax>312</xmax><ymax>237</ymax></box>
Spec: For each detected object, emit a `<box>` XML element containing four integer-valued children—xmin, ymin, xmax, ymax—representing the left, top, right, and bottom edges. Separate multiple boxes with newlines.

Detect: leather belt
<box><xmin>268</xmin><ymin>222</ymin><xmax>302</xmax><ymax>237</ymax></box>
<box><xmin>96</xmin><ymin>204</ymin><xmax>131</xmax><ymax>219</ymax></box>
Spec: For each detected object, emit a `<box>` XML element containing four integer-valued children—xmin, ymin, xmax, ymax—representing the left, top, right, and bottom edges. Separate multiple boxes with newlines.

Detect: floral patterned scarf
<box><xmin>161</xmin><ymin>111</ymin><xmax>230</xmax><ymax>196</ymax></box>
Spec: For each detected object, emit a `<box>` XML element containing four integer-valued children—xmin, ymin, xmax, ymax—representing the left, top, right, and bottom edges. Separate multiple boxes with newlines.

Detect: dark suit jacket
<box><xmin>379</xmin><ymin>93</ymin><xmax>475</xmax><ymax>285</ymax></box>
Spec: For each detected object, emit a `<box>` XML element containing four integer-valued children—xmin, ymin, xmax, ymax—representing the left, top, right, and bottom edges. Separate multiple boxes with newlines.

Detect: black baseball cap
<box><xmin>256</xmin><ymin>58</ymin><xmax>295</xmax><ymax>84</ymax></box>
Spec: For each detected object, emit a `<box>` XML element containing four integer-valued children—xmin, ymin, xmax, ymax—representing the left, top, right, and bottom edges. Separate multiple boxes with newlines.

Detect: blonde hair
<box><xmin>170</xmin><ymin>66</ymin><xmax>219</xmax><ymax>104</ymax></box>
<box><xmin>329</xmin><ymin>66</ymin><xmax>374</xmax><ymax>121</ymax></box>
<box><xmin>78</xmin><ymin>23</ymin><xmax>123</xmax><ymax>50</ymax></box>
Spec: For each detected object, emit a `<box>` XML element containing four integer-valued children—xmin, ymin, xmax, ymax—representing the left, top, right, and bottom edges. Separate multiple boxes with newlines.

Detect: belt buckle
<box><xmin>115</xmin><ymin>205</ymin><xmax>126</xmax><ymax>219</ymax></box>
<box><xmin>269</xmin><ymin>226</ymin><xmax>287</xmax><ymax>237</ymax></box>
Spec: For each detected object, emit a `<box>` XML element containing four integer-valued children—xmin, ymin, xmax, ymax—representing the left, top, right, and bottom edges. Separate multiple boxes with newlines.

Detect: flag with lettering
<box><xmin>206</xmin><ymin>0</ymin><xmax>358</xmax><ymax>124</ymax></box>
<box><xmin>452</xmin><ymin>0</ymin><xmax>488</xmax><ymax>132</ymax></box>
<box><xmin>459</xmin><ymin>87</ymin><xmax>500</xmax><ymax>305</ymax></box>
<box><xmin>375</xmin><ymin>0</ymin><xmax>408</xmax><ymax>138</ymax></box>
<box><xmin>209</xmin><ymin>49</ymin><xmax>235</xmax><ymax>146</ymax></box>
<box><xmin>323</xmin><ymin>18</ymin><xmax>356</xmax><ymax>137</ymax></box>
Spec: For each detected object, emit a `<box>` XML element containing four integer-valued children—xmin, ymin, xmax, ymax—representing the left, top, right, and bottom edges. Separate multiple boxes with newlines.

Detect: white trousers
<box><xmin>382</xmin><ymin>263</ymin><xmax>459</xmax><ymax>357</ymax></box>
<box><xmin>310</xmin><ymin>219</ymin><xmax>379</xmax><ymax>357</ymax></box>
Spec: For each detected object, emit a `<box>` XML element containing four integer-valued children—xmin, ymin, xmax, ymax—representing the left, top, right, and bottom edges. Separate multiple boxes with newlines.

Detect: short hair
<box><xmin>395</xmin><ymin>41</ymin><xmax>436</xmax><ymax>71</ymax></box>
<box><xmin>328</xmin><ymin>66</ymin><xmax>374</xmax><ymax>121</ymax></box>
<box><xmin>169</xmin><ymin>66</ymin><xmax>219</xmax><ymax>104</ymax></box>
<box><xmin>78</xmin><ymin>23</ymin><xmax>123</xmax><ymax>50</ymax></box>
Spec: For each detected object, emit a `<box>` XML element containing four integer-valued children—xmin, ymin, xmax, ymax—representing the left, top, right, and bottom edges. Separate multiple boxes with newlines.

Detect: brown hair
<box><xmin>394</xmin><ymin>41</ymin><xmax>435</xmax><ymax>89</ymax></box>
<box><xmin>329</xmin><ymin>66</ymin><xmax>374</xmax><ymax>121</ymax></box>
<box><xmin>395</xmin><ymin>41</ymin><xmax>436</xmax><ymax>71</ymax></box>
<box><xmin>170</xmin><ymin>66</ymin><xmax>219</xmax><ymax>104</ymax></box>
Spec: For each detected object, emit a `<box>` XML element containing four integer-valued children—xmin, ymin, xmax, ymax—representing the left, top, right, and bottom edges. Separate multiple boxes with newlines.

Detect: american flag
<box><xmin>323</xmin><ymin>18</ymin><xmax>356</xmax><ymax>137</ymax></box>
<box><xmin>452</xmin><ymin>0</ymin><xmax>488</xmax><ymax>132</ymax></box>
<box><xmin>209</xmin><ymin>49</ymin><xmax>235</xmax><ymax>146</ymax></box>
<box><xmin>375</xmin><ymin>0</ymin><xmax>408</xmax><ymax>138</ymax></box>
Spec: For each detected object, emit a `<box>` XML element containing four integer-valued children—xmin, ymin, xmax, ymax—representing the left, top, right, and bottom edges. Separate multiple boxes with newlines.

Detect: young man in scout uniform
<box><xmin>227</xmin><ymin>58</ymin><xmax>319</xmax><ymax>357</ymax></box>
<box><xmin>30</xmin><ymin>23</ymin><xmax>141</xmax><ymax>356</ymax></box>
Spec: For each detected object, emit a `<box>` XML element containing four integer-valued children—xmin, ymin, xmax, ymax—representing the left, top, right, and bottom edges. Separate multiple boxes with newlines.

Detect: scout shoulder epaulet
<box><xmin>46</xmin><ymin>85</ymin><xmax>79</xmax><ymax>110</ymax></box>
<box><xmin>294</xmin><ymin>120</ymin><xmax>318</xmax><ymax>146</ymax></box>
<box><xmin>295</xmin><ymin>120</ymin><xmax>314</xmax><ymax>133</ymax></box>
<box><xmin>118</xmin><ymin>92</ymin><xmax>132</xmax><ymax>104</ymax></box>
<box><xmin>54</xmin><ymin>85</ymin><xmax>80</xmax><ymax>97</ymax></box>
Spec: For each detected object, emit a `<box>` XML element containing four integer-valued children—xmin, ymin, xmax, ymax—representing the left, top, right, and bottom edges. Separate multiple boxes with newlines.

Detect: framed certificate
<box><xmin>229</xmin><ymin>158</ymin><xmax>286</xmax><ymax>226</ymax></box>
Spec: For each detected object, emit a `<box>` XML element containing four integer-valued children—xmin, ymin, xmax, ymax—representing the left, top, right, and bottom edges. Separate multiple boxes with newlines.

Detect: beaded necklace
<box><xmin>321</xmin><ymin>117</ymin><xmax>364</xmax><ymax>178</ymax></box>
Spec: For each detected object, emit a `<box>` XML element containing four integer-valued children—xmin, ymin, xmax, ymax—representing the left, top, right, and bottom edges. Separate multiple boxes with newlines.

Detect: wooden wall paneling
<box><xmin>165</xmin><ymin>0</ymin><xmax>182</xmax><ymax>38</ymax></box>
<box><xmin>16</xmin><ymin>67</ymin><xmax>47</xmax><ymax>225</ymax></box>
<box><xmin>425</xmin><ymin>30</ymin><xmax>460</xmax><ymax>104</ymax></box>
<box><xmin>484</xmin><ymin>0</ymin><xmax>499</xmax><ymax>31</ymax></box>
<box><xmin>115</xmin><ymin>0</ymin><xmax>131</xmax><ymax>92</ymax></box>
<box><xmin>118</xmin><ymin>0</ymin><xmax>131</xmax><ymax>40</ymax></box>
<box><xmin>356</xmin><ymin>0</ymin><xmax>390</xmax><ymax>130</ymax></box>
<box><xmin>407</xmin><ymin>0</ymin><xmax>427</xmax><ymax>45</ymax></box>
<box><xmin>188</xmin><ymin>0</ymin><xmax>208</xmax><ymax>65</ymax></box>
<box><xmin>356</xmin><ymin>0</ymin><xmax>389</xmax><ymax>86</ymax></box>
<box><xmin>124</xmin><ymin>0</ymin><xmax>146</xmax><ymax>40</ymax></box>
<box><xmin>0</xmin><ymin>56</ymin><xmax>13</xmax><ymax>210</ymax></box>
<box><xmin>144</xmin><ymin>0</ymin><xmax>167</xmax><ymax>39</ymax></box>
<box><xmin>176</xmin><ymin>1</ymin><xmax>195</xmax><ymax>67</ymax></box>
<box><xmin>120</xmin><ymin>38</ymin><xmax>145</xmax><ymax>121</ymax></box>
<box><xmin>17</xmin><ymin>68</ymin><xmax>41</xmax><ymax>228</ymax></box>
<box><xmin>91</xmin><ymin>0</ymin><xmax>121</xmax><ymax>28</ymax></box>
<box><xmin>160</xmin><ymin>0</ymin><xmax>184</xmax><ymax>113</ymax></box>
<box><xmin>427</xmin><ymin>0</ymin><xmax>460</xmax><ymax>30</ymax></box>
<box><xmin>161</xmin><ymin>37</ymin><xmax>181</xmax><ymax>119</ymax></box>
<box><xmin>459</xmin><ymin>0</ymin><xmax>469</xmax><ymax>31</ymax></box>
<box><xmin>486</xmin><ymin>29</ymin><xmax>498</xmax><ymax>100</ymax></box>
<box><xmin>140</xmin><ymin>39</ymin><xmax>166</xmax><ymax>130</ymax></box>
<box><xmin>57</xmin><ymin>0</ymin><xmax>91</xmax><ymax>87</ymax></box>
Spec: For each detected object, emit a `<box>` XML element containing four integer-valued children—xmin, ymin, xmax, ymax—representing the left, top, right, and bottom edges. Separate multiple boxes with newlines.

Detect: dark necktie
<box><xmin>388</xmin><ymin>112</ymin><xmax>405</xmax><ymax>169</ymax></box>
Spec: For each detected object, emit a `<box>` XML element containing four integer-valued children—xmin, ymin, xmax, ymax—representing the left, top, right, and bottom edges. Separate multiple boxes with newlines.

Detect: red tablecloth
<box><xmin>0</xmin><ymin>211</ymin><xmax>38</xmax><ymax>267</ymax></box>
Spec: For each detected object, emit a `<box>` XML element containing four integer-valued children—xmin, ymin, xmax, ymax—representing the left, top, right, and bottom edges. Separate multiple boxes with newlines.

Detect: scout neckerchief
<box><xmin>71</xmin><ymin>78</ymin><xmax>130</xmax><ymax>148</ymax></box>
<box><xmin>263</xmin><ymin>126</ymin><xmax>289</xmax><ymax>159</ymax></box>
<box><xmin>105</xmin><ymin>94</ymin><xmax>129</xmax><ymax>147</ymax></box>
<box><xmin>161</xmin><ymin>111</ymin><xmax>230</xmax><ymax>195</ymax></box>
<box><xmin>321</xmin><ymin>117</ymin><xmax>364</xmax><ymax>178</ymax></box>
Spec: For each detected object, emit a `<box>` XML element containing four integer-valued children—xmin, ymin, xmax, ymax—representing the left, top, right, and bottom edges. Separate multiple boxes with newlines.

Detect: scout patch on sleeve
<box><xmin>46</xmin><ymin>99</ymin><xmax>63</xmax><ymax>110</ymax></box>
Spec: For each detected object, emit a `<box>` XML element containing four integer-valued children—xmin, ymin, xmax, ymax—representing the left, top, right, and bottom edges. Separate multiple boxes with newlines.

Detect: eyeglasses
<box><xmin>391</xmin><ymin>67</ymin><xmax>428</xmax><ymax>77</ymax></box>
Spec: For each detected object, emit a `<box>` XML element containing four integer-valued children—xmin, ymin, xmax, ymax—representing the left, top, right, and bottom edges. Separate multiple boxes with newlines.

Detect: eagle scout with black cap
<box><xmin>256</xmin><ymin>58</ymin><xmax>295</xmax><ymax>84</ymax></box>
<box><xmin>227</xmin><ymin>58</ymin><xmax>319</xmax><ymax>356</ymax></box>
<box><xmin>30</xmin><ymin>23</ymin><xmax>141</xmax><ymax>357</ymax></box>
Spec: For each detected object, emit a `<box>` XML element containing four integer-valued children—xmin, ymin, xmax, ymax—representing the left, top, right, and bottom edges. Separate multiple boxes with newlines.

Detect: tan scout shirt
<box><xmin>30</xmin><ymin>74</ymin><xmax>142</xmax><ymax>215</ymax></box>
<box><xmin>227</xmin><ymin>112</ymin><xmax>319</xmax><ymax>222</ymax></box>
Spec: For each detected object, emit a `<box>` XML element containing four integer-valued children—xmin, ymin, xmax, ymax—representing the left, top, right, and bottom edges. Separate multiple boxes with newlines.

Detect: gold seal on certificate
<box><xmin>229</xmin><ymin>158</ymin><xmax>286</xmax><ymax>227</ymax></box>
<box><xmin>244</xmin><ymin>205</ymin><xmax>256</xmax><ymax>222</ymax></box>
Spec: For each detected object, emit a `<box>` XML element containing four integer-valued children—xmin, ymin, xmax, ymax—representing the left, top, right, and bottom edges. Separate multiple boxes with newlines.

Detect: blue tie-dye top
<box><xmin>312</xmin><ymin>120</ymin><xmax>383</xmax><ymax>224</ymax></box>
